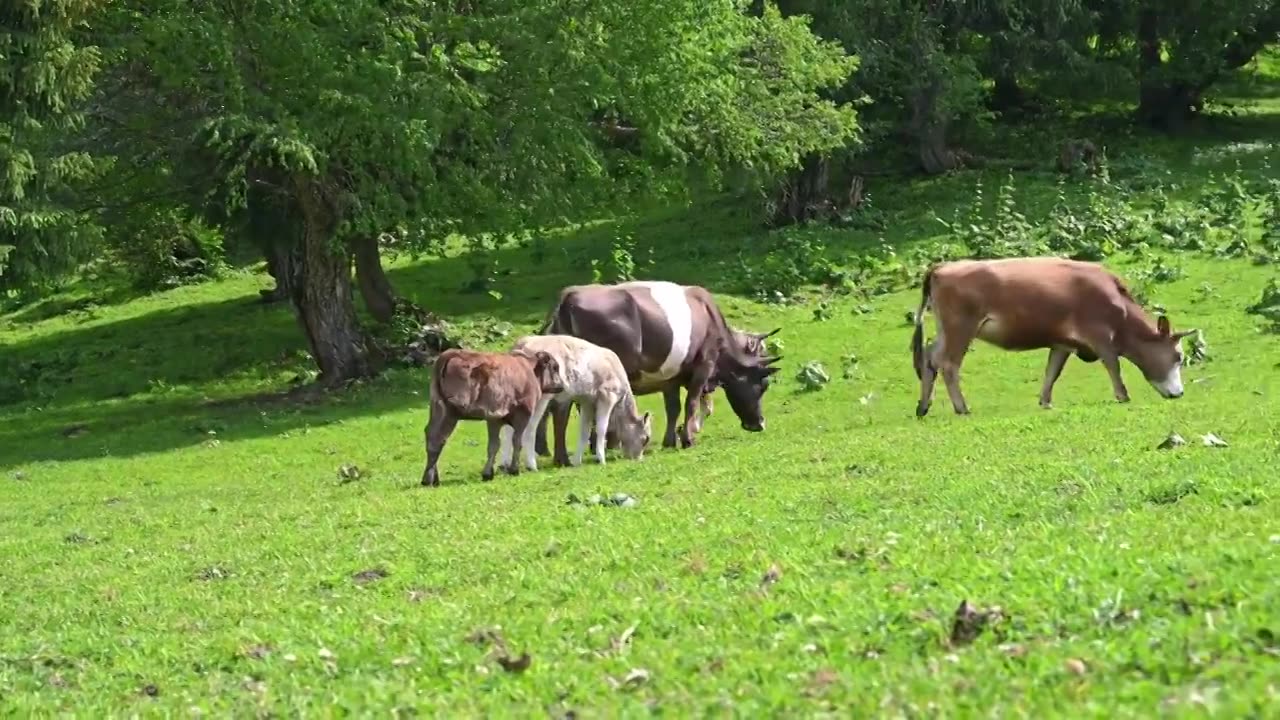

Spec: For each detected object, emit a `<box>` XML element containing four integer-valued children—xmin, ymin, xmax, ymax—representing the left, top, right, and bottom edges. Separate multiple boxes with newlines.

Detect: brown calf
<box><xmin>422</xmin><ymin>348</ymin><xmax>562</xmax><ymax>487</ymax></box>
<box><xmin>911</xmin><ymin>257</ymin><xmax>1198</xmax><ymax>416</ymax></box>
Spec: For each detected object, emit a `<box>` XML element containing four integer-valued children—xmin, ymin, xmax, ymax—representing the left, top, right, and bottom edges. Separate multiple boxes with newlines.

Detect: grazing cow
<box><xmin>498</xmin><ymin>334</ymin><xmax>653</xmax><ymax>470</ymax></box>
<box><xmin>533</xmin><ymin>281</ymin><xmax>782</xmax><ymax>465</ymax></box>
<box><xmin>911</xmin><ymin>257</ymin><xmax>1198</xmax><ymax>416</ymax></box>
<box><xmin>421</xmin><ymin>348</ymin><xmax>563</xmax><ymax>487</ymax></box>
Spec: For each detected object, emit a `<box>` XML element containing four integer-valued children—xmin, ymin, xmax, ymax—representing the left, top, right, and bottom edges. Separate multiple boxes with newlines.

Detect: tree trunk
<box><xmin>261</xmin><ymin>236</ymin><xmax>298</xmax><ymax>303</ymax></box>
<box><xmin>351</xmin><ymin>233</ymin><xmax>397</xmax><ymax>324</ymax></box>
<box><xmin>990</xmin><ymin>73</ymin><xmax>1026</xmax><ymax>114</ymax></box>
<box><xmin>289</xmin><ymin>174</ymin><xmax>377</xmax><ymax>385</ymax></box>
<box><xmin>909</xmin><ymin>77</ymin><xmax>959</xmax><ymax>175</ymax></box>
<box><xmin>769</xmin><ymin>154</ymin><xmax>831</xmax><ymax>227</ymax></box>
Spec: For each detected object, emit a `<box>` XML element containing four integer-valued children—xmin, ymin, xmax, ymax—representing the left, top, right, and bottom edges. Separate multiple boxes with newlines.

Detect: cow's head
<box><xmin>716</xmin><ymin>353</ymin><xmax>782</xmax><ymax>432</ymax></box>
<box><xmin>702</xmin><ymin>327</ymin><xmax>781</xmax><ymax>417</ymax></box>
<box><xmin>1126</xmin><ymin>315</ymin><xmax>1197</xmax><ymax>399</ymax></box>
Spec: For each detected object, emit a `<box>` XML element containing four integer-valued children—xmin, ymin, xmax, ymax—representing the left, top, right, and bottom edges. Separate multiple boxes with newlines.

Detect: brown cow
<box><xmin>911</xmin><ymin>257</ymin><xmax>1198</xmax><ymax>416</ymax></box>
<box><xmin>533</xmin><ymin>281</ymin><xmax>782</xmax><ymax>465</ymax></box>
<box><xmin>421</xmin><ymin>348</ymin><xmax>563</xmax><ymax>487</ymax></box>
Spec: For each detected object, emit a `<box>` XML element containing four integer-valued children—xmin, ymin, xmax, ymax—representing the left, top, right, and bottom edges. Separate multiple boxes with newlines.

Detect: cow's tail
<box><xmin>429</xmin><ymin>349</ymin><xmax>458</xmax><ymax>415</ymax></box>
<box><xmin>911</xmin><ymin>267</ymin><xmax>935</xmax><ymax>380</ymax></box>
<box><xmin>537</xmin><ymin>289</ymin><xmax>571</xmax><ymax>335</ymax></box>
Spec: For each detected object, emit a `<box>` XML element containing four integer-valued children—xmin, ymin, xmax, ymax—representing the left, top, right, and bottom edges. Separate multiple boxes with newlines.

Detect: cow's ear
<box><xmin>1157</xmin><ymin>315</ymin><xmax>1171</xmax><ymax>337</ymax></box>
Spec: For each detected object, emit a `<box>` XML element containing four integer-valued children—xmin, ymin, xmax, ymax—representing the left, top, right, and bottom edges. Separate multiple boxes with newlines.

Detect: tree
<box><xmin>1130</xmin><ymin>1</ymin><xmax>1280</xmax><ymax>130</ymax></box>
<box><xmin>100</xmin><ymin>0</ymin><xmax>859</xmax><ymax>384</ymax></box>
<box><xmin>0</xmin><ymin>0</ymin><xmax>105</xmax><ymax>297</ymax></box>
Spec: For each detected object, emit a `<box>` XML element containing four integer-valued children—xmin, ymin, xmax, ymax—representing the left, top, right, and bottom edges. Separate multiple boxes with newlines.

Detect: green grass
<box><xmin>3</xmin><ymin>65</ymin><xmax>1280</xmax><ymax>716</ymax></box>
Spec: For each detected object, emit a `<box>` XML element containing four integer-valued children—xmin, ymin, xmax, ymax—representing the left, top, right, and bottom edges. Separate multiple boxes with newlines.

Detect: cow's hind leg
<box><xmin>481</xmin><ymin>419</ymin><xmax>503</xmax><ymax>481</ymax></box>
<box><xmin>422</xmin><ymin>409</ymin><xmax>458</xmax><ymax>487</ymax></box>
<box><xmin>1039</xmin><ymin>347</ymin><xmax>1071</xmax><ymax>409</ymax></box>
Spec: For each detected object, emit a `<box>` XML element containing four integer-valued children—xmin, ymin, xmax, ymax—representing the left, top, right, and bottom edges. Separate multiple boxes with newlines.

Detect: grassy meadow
<box><xmin>3</xmin><ymin>65</ymin><xmax>1280</xmax><ymax>716</ymax></box>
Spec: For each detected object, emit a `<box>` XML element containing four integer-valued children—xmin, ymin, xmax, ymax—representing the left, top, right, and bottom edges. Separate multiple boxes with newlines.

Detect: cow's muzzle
<box><xmin>742</xmin><ymin>419</ymin><xmax>765</xmax><ymax>432</ymax></box>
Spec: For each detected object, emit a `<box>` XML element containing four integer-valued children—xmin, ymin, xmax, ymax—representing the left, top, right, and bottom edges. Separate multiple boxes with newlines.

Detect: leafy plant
<box><xmin>795</xmin><ymin>361</ymin><xmax>830</xmax><ymax>391</ymax></box>
<box><xmin>591</xmin><ymin>233</ymin><xmax>651</xmax><ymax>285</ymax></box>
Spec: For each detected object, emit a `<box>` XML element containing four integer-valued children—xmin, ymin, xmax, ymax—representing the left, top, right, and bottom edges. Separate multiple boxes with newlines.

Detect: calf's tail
<box><xmin>429</xmin><ymin>350</ymin><xmax>457</xmax><ymax>413</ymax></box>
<box><xmin>911</xmin><ymin>268</ymin><xmax>934</xmax><ymax>380</ymax></box>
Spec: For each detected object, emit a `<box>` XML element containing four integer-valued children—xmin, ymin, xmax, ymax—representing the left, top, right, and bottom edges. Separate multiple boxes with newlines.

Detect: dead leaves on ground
<box><xmin>1155</xmin><ymin>431</ymin><xmax>1229</xmax><ymax>450</ymax></box>
<box><xmin>466</xmin><ymin>626</ymin><xmax>532</xmax><ymax>674</ymax></box>
<box><xmin>949</xmin><ymin>599</ymin><xmax>1007</xmax><ymax>648</ymax></box>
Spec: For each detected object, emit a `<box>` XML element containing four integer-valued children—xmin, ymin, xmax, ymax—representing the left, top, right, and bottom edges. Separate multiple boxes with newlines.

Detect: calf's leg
<box><xmin>520</xmin><ymin>395</ymin><xmax>554</xmax><ymax>471</ymax></box>
<box><xmin>573</xmin><ymin>399</ymin><xmax>595</xmax><ymax>466</ymax></box>
<box><xmin>506</xmin><ymin>410</ymin><xmax>530</xmax><ymax>476</ymax></box>
<box><xmin>533</xmin><ymin>413</ymin><xmax>551</xmax><ymax>457</ymax></box>
<box><xmin>481</xmin><ymin>419</ymin><xmax>503</xmax><ymax>481</ymax></box>
<box><xmin>1039</xmin><ymin>347</ymin><xmax>1071</xmax><ymax>409</ymax></box>
<box><xmin>422</xmin><ymin>411</ymin><xmax>459</xmax><ymax>487</ymax></box>
<box><xmin>591</xmin><ymin>394</ymin><xmax>619</xmax><ymax>465</ymax></box>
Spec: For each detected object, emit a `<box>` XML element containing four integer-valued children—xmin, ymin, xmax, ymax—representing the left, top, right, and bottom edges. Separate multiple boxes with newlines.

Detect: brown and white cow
<box><xmin>911</xmin><ymin>257</ymin><xmax>1198</xmax><ymax>416</ymax></box>
<box><xmin>533</xmin><ymin>281</ymin><xmax>782</xmax><ymax>465</ymax></box>
<box><xmin>421</xmin><ymin>348</ymin><xmax>563</xmax><ymax>487</ymax></box>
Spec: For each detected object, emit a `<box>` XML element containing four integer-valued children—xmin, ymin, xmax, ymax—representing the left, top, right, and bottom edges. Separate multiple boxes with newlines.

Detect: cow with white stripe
<box><xmin>533</xmin><ymin>281</ymin><xmax>782</xmax><ymax>466</ymax></box>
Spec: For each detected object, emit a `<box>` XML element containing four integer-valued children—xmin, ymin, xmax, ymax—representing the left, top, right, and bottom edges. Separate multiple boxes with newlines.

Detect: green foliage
<box><xmin>1247</xmin><ymin>277</ymin><xmax>1280</xmax><ymax>333</ymax></box>
<box><xmin>108</xmin><ymin>210</ymin><xmax>227</xmax><ymax>291</ymax></box>
<box><xmin>0</xmin><ymin>0</ymin><xmax>108</xmax><ymax>295</ymax></box>
<box><xmin>590</xmin><ymin>233</ymin><xmax>652</xmax><ymax>285</ymax></box>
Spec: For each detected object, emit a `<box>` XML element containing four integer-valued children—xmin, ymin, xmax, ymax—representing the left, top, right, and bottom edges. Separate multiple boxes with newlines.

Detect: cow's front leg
<box><xmin>679</xmin><ymin>366</ymin><xmax>715</xmax><ymax>448</ymax></box>
<box><xmin>550</xmin><ymin>399</ymin><xmax>574</xmax><ymax>467</ymax></box>
<box><xmin>1098</xmin><ymin>349</ymin><xmax>1130</xmax><ymax>403</ymax></box>
<box><xmin>521</xmin><ymin>395</ymin><xmax>553</xmax><ymax>471</ymax></box>
<box><xmin>661</xmin><ymin>385</ymin><xmax>682</xmax><ymax>449</ymax></box>
<box><xmin>1039</xmin><ymin>347</ymin><xmax>1071</xmax><ymax>409</ymax></box>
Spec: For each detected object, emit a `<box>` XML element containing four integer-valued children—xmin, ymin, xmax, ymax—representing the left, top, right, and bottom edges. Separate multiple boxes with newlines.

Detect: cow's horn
<box><xmin>764</xmin><ymin>355</ymin><xmax>783</xmax><ymax>366</ymax></box>
<box><xmin>761</xmin><ymin>327</ymin><xmax>782</xmax><ymax>339</ymax></box>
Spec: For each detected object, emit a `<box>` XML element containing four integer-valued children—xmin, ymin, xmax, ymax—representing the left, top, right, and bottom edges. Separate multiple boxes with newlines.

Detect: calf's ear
<box><xmin>1156</xmin><ymin>315</ymin><xmax>1171</xmax><ymax>337</ymax></box>
<box><xmin>533</xmin><ymin>351</ymin><xmax>559</xmax><ymax>386</ymax></box>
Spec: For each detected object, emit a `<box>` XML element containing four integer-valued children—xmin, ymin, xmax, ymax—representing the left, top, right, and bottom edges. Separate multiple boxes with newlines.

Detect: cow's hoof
<box><xmin>1039</xmin><ymin>401</ymin><xmax>1053</xmax><ymax>410</ymax></box>
<box><xmin>1115</xmin><ymin>395</ymin><xmax>1131</xmax><ymax>404</ymax></box>
<box><xmin>553</xmin><ymin>455</ymin><xmax>572</xmax><ymax>468</ymax></box>
<box><xmin>480</xmin><ymin>470</ymin><xmax>494</xmax><ymax>482</ymax></box>
<box><xmin>504</xmin><ymin>465</ymin><xmax>519</xmax><ymax>477</ymax></box>
<box><xmin>661</xmin><ymin>437</ymin><xmax>678</xmax><ymax>450</ymax></box>
<box><xmin>915</xmin><ymin>404</ymin><xmax>929</xmax><ymax>418</ymax></box>
<box><xmin>679</xmin><ymin>435</ymin><xmax>694</xmax><ymax>449</ymax></box>
<box><xmin>954</xmin><ymin>408</ymin><xmax>971</xmax><ymax>416</ymax></box>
